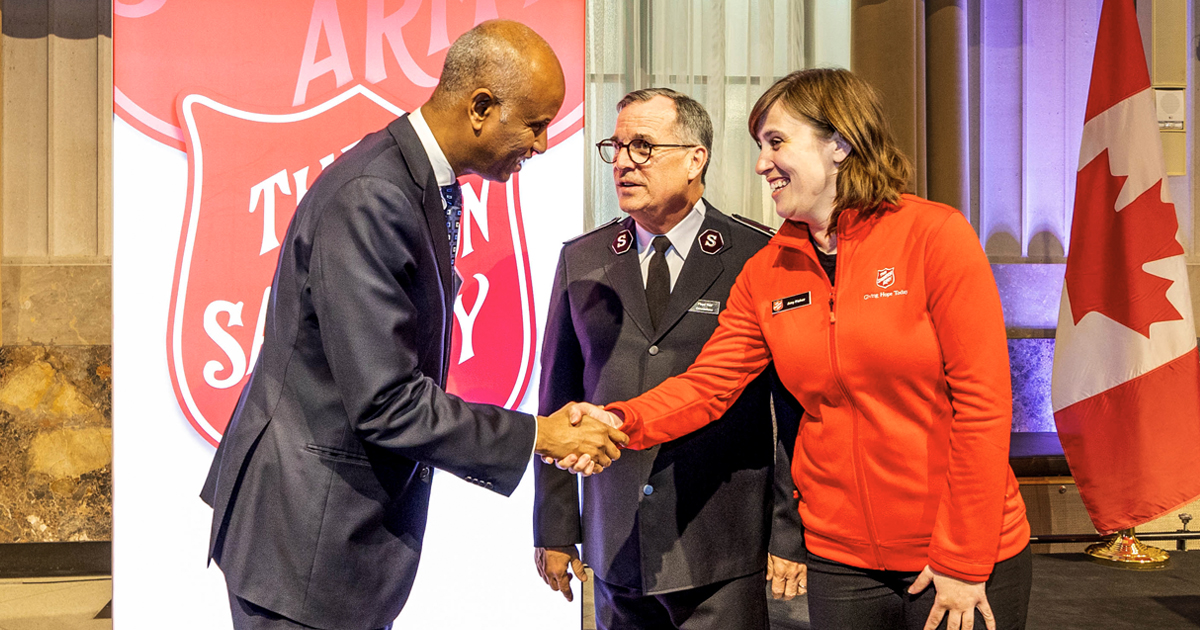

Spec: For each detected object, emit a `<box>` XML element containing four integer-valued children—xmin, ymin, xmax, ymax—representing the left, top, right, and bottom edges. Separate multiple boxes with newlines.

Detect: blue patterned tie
<box><xmin>440</xmin><ymin>183</ymin><xmax>463</xmax><ymax>267</ymax></box>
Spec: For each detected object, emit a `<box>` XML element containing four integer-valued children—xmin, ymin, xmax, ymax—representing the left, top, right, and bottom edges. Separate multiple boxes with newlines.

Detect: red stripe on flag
<box><xmin>1083</xmin><ymin>0</ymin><xmax>1151</xmax><ymax>124</ymax></box>
<box><xmin>1055</xmin><ymin>348</ymin><xmax>1200</xmax><ymax>533</ymax></box>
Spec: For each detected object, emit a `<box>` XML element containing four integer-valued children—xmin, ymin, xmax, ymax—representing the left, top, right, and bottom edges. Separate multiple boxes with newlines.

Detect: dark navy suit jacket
<box><xmin>533</xmin><ymin>206</ymin><xmax>805</xmax><ymax>594</ymax></box>
<box><xmin>202</xmin><ymin>116</ymin><xmax>535</xmax><ymax>630</ymax></box>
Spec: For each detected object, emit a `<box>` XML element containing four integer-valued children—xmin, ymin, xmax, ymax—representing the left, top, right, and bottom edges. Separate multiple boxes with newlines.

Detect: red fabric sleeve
<box><xmin>613</xmin><ymin>262</ymin><xmax>773</xmax><ymax>449</ymax></box>
<box><xmin>923</xmin><ymin>213</ymin><xmax>1012</xmax><ymax>582</ymax></box>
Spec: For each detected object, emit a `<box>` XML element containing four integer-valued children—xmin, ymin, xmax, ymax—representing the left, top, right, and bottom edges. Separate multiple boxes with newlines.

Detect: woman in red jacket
<box><xmin>567</xmin><ymin>69</ymin><xmax>1032</xmax><ymax>630</ymax></box>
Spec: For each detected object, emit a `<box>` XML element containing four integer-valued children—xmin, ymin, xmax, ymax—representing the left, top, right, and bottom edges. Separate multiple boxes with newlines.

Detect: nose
<box><xmin>755</xmin><ymin>148</ymin><xmax>772</xmax><ymax>176</ymax></box>
<box><xmin>613</xmin><ymin>143</ymin><xmax>637</xmax><ymax>170</ymax></box>
<box><xmin>532</xmin><ymin>128</ymin><xmax>549</xmax><ymax>155</ymax></box>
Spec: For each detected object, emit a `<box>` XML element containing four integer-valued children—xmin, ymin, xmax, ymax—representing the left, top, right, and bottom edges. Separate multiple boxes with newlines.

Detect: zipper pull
<box><xmin>829</xmin><ymin>296</ymin><xmax>836</xmax><ymax>324</ymax></box>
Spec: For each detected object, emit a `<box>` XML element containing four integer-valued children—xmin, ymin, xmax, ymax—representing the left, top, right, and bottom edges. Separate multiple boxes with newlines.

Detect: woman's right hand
<box><xmin>908</xmin><ymin>566</ymin><xmax>995</xmax><ymax>630</ymax></box>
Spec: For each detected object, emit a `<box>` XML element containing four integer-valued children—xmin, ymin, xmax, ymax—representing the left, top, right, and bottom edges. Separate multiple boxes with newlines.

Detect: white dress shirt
<box><xmin>634</xmin><ymin>199</ymin><xmax>707</xmax><ymax>291</ymax></box>
<box><xmin>409</xmin><ymin>108</ymin><xmax>457</xmax><ymax>207</ymax></box>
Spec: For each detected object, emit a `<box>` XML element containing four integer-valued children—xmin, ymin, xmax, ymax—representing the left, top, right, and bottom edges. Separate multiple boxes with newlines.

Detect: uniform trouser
<box><xmin>593</xmin><ymin>570</ymin><xmax>768</xmax><ymax>630</ymax></box>
<box><xmin>228</xmin><ymin>589</ymin><xmax>392</xmax><ymax>630</ymax></box>
<box><xmin>805</xmin><ymin>545</ymin><xmax>1032</xmax><ymax>630</ymax></box>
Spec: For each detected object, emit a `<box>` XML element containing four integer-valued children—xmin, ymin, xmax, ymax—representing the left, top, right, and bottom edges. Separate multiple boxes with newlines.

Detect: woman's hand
<box><xmin>908</xmin><ymin>565</ymin><xmax>994</xmax><ymax>630</ymax></box>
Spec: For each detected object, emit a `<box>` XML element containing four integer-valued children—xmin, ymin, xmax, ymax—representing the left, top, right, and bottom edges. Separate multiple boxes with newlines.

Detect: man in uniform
<box><xmin>202</xmin><ymin>21</ymin><xmax>626</xmax><ymax>630</ymax></box>
<box><xmin>533</xmin><ymin>88</ymin><xmax>806</xmax><ymax>630</ymax></box>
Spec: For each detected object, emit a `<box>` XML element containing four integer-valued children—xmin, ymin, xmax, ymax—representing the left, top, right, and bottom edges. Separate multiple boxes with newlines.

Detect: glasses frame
<box><xmin>596</xmin><ymin>138</ymin><xmax>700</xmax><ymax>165</ymax></box>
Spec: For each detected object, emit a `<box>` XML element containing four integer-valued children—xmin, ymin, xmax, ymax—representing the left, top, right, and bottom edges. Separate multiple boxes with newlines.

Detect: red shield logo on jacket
<box><xmin>118</xmin><ymin>1</ymin><xmax>583</xmax><ymax>445</ymax></box>
<box><xmin>876</xmin><ymin>267</ymin><xmax>896</xmax><ymax>289</ymax></box>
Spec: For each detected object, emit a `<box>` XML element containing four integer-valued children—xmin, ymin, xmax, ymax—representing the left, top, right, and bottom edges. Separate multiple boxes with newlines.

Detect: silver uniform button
<box><xmin>643</xmin><ymin>485</ymin><xmax>654</xmax><ymax>496</ymax></box>
<box><xmin>648</xmin><ymin>345</ymin><xmax>659</xmax><ymax>356</ymax></box>
<box><xmin>420</xmin><ymin>466</ymin><xmax>431</xmax><ymax>482</ymax></box>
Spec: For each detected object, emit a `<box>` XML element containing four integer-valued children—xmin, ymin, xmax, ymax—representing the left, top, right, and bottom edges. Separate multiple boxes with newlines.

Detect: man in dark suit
<box><xmin>201</xmin><ymin>21</ymin><xmax>627</xmax><ymax>630</ymax></box>
<box><xmin>533</xmin><ymin>89</ymin><xmax>807</xmax><ymax>630</ymax></box>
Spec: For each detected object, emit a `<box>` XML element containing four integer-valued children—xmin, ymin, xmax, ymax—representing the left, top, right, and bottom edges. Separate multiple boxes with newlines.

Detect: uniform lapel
<box><xmin>388</xmin><ymin>116</ymin><xmax>454</xmax><ymax>301</ymax></box>
<box><xmin>603</xmin><ymin>217</ymin><xmax>656</xmax><ymax>339</ymax></box>
<box><xmin>651</xmin><ymin>205</ymin><xmax>729</xmax><ymax>342</ymax></box>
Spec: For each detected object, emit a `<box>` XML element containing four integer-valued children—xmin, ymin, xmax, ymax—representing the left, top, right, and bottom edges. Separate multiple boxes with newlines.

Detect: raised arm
<box><xmin>611</xmin><ymin>262</ymin><xmax>773</xmax><ymax>449</ymax></box>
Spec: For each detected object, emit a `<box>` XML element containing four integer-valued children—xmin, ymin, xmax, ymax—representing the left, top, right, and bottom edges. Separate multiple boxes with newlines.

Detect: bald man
<box><xmin>201</xmin><ymin>21</ymin><xmax>627</xmax><ymax>630</ymax></box>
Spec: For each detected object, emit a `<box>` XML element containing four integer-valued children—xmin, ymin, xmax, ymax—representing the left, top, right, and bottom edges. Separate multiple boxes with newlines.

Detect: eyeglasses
<box><xmin>596</xmin><ymin>139</ymin><xmax>699</xmax><ymax>164</ymax></box>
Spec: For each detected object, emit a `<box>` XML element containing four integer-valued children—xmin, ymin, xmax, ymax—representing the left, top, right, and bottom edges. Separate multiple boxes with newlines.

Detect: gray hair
<box><xmin>617</xmin><ymin>88</ymin><xmax>713</xmax><ymax>182</ymax></box>
<box><xmin>436</xmin><ymin>22</ymin><xmax>529</xmax><ymax>109</ymax></box>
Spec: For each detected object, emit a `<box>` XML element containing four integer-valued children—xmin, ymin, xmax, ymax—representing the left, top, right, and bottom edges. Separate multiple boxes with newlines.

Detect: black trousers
<box><xmin>593</xmin><ymin>570</ymin><xmax>769</xmax><ymax>630</ymax></box>
<box><xmin>228</xmin><ymin>589</ymin><xmax>392</xmax><ymax>630</ymax></box>
<box><xmin>805</xmin><ymin>546</ymin><xmax>1032</xmax><ymax>630</ymax></box>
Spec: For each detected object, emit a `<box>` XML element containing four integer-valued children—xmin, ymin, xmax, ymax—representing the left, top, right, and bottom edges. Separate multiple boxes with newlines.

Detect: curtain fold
<box><xmin>585</xmin><ymin>0</ymin><xmax>813</xmax><ymax>230</ymax></box>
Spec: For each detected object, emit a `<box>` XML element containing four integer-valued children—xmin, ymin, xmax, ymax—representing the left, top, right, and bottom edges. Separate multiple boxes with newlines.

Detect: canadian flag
<box><xmin>1051</xmin><ymin>0</ymin><xmax>1200</xmax><ymax>534</ymax></box>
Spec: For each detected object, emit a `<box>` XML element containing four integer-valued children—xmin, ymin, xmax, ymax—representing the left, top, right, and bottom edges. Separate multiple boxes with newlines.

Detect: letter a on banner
<box><xmin>115</xmin><ymin>1</ymin><xmax>585</xmax><ymax>445</ymax></box>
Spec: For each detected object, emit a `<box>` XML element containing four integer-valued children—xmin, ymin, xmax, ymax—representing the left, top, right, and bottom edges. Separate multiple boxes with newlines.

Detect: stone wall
<box><xmin>0</xmin><ymin>265</ymin><xmax>111</xmax><ymax>543</ymax></box>
<box><xmin>0</xmin><ymin>345</ymin><xmax>111</xmax><ymax>542</ymax></box>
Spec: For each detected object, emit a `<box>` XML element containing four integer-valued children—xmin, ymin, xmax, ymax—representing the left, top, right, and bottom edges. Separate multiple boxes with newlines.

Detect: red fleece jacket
<box><xmin>611</xmin><ymin>195</ymin><xmax>1030</xmax><ymax>582</ymax></box>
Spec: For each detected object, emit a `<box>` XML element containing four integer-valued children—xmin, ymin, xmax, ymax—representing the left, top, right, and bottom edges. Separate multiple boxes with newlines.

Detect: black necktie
<box><xmin>440</xmin><ymin>183</ymin><xmax>463</xmax><ymax>267</ymax></box>
<box><xmin>646</xmin><ymin>235</ymin><xmax>672</xmax><ymax>329</ymax></box>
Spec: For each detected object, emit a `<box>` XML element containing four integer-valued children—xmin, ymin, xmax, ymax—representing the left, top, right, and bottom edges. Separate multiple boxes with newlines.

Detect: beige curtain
<box><xmin>585</xmin><ymin>0</ymin><xmax>812</xmax><ymax>230</ymax></box>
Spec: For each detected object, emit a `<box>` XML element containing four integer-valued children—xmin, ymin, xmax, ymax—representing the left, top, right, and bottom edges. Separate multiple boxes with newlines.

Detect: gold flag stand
<box><xmin>1086</xmin><ymin>529</ymin><xmax>1170</xmax><ymax>570</ymax></box>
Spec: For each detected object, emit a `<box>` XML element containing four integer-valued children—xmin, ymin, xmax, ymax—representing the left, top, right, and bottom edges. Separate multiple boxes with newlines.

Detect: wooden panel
<box><xmin>47</xmin><ymin>0</ymin><xmax>99</xmax><ymax>258</ymax></box>
<box><xmin>1150</xmin><ymin>0</ymin><xmax>1188</xmax><ymax>87</ymax></box>
<box><xmin>1</xmin><ymin>34</ymin><xmax>50</xmax><ymax>259</ymax></box>
<box><xmin>97</xmin><ymin>29</ymin><xmax>111</xmax><ymax>258</ymax></box>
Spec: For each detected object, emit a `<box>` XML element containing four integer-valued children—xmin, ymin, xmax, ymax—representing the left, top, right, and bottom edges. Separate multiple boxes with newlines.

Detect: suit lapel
<box><xmin>388</xmin><ymin>116</ymin><xmax>454</xmax><ymax>301</ymax></box>
<box><xmin>651</xmin><ymin>205</ymin><xmax>729</xmax><ymax>342</ymax></box>
<box><xmin>604</xmin><ymin>217</ymin><xmax>656</xmax><ymax>339</ymax></box>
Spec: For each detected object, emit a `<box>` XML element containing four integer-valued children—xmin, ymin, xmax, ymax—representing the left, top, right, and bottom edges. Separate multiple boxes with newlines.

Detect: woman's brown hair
<box><xmin>749</xmin><ymin>68</ymin><xmax>913</xmax><ymax>225</ymax></box>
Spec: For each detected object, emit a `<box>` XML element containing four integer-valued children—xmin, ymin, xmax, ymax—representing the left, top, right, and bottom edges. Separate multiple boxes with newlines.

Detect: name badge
<box><xmin>771</xmin><ymin>292</ymin><xmax>811</xmax><ymax>315</ymax></box>
<box><xmin>689</xmin><ymin>299</ymin><xmax>721</xmax><ymax>315</ymax></box>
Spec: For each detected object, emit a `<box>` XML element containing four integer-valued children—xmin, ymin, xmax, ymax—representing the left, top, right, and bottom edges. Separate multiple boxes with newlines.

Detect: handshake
<box><xmin>533</xmin><ymin>402</ymin><xmax>626</xmax><ymax>475</ymax></box>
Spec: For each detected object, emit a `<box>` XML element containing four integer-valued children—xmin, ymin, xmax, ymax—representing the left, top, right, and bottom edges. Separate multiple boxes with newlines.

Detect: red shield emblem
<box><xmin>119</xmin><ymin>1</ymin><xmax>584</xmax><ymax>445</ymax></box>
<box><xmin>876</xmin><ymin>267</ymin><xmax>896</xmax><ymax>289</ymax></box>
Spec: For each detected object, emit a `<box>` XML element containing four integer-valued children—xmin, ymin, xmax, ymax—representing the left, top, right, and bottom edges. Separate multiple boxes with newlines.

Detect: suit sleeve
<box><xmin>309</xmin><ymin>175</ymin><xmax>535</xmax><ymax>496</ymax></box>
<box><xmin>611</xmin><ymin>259</ymin><xmax>773</xmax><ymax>448</ymax></box>
<box><xmin>532</xmin><ymin>252</ymin><xmax>585</xmax><ymax>547</ymax></box>
<box><xmin>923</xmin><ymin>212</ymin><xmax>1012</xmax><ymax>582</ymax></box>
<box><xmin>767</xmin><ymin>378</ymin><xmax>806</xmax><ymax>562</ymax></box>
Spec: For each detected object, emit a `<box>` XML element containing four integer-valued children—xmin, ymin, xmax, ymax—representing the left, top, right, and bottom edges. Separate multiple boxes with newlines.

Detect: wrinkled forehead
<box><xmin>611</xmin><ymin>98</ymin><xmax>680</xmax><ymax>142</ymax></box>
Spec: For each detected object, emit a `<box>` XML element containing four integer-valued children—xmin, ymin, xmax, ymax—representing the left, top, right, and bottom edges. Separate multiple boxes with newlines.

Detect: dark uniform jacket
<box><xmin>533</xmin><ymin>205</ymin><xmax>805</xmax><ymax>594</ymax></box>
<box><xmin>201</xmin><ymin>115</ymin><xmax>536</xmax><ymax>630</ymax></box>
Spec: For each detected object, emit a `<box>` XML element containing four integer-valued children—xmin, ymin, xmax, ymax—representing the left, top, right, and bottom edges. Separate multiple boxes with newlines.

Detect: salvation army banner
<box><xmin>112</xmin><ymin>1</ymin><xmax>585</xmax><ymax>627</ymax></box>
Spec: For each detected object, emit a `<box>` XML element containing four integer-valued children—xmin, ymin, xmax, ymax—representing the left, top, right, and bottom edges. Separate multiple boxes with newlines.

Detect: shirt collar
<box><xmin>409</xmin><ymin>108</ymin><xmax>456</xmax><ymax>187</ymax></box>
<box><xmin>634</xmin><ymin>198</ymin><xmax>707</xmax><ymax>260</ymax></box>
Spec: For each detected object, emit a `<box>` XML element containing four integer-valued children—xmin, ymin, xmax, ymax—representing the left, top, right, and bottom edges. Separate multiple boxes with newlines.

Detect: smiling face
<box><xmin>474</xmin><ymin>70</ymin><xmax>565</xmax><ymax>182</ymax></box>
<box><xmin>609</xmin><ymin>96</ymin><xmax>706</xmax><ymax>233</ymax></box>
<box><xmin>754</xmin><ymin>104</ymin><xmax>847</xmax><ymax>225</ymax></box>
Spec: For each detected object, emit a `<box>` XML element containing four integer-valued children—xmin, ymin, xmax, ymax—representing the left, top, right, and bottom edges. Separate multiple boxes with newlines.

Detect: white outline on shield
<box><xmin>172</xmin><ymin>85</ymin><xmax>538</xmax><ymax>443</ymax></box>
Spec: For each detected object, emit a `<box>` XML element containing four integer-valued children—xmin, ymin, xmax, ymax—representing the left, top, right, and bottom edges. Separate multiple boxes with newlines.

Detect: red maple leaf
<box><xmin>1065</xmin><ymin>149</ymin><xmax>1184</xmax><ymax>337</ymax></box>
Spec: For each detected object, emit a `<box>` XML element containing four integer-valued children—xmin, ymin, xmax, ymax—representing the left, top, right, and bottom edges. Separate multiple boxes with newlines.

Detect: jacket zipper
<box><xmin>821</xmin><ymin>231</ymin><xmax>887</xmax><ymax>570</ymax></box>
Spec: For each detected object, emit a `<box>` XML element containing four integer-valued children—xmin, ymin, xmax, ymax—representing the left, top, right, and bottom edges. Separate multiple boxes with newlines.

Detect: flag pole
<box><xmin>1086</xmin><ymin>528</ymin><xmax>1170</xmax><ymax>569</ymax></box>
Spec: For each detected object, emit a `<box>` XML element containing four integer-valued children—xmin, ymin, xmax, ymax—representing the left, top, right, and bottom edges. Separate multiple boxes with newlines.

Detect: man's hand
<box><xmin>766</xmin><ymin>554</ymin><xmax>807</xmax><ymax>600</ymax></box>
<box><xmin>534</xmin><ymin>545</ymin><xmax>588</xmax><ymax>602</ymax></box>
<box><xmin>908</xmin><ymin>566</ymin><xmax>995</xmax><ymax>630</ymax></box>
<box><xmin>567</xmin><ymin>401</ymin><xmax>622</xmax><ymax>428</ymax></box>
<box><xmin>535</xmin><ymin>402</ymin><xmax>627</xmax><ymax>475</ymax></box>
<box><xmin>544</xmin><ymin>402</ymin><xmax>625</xmax><ymax>474</ymax></box>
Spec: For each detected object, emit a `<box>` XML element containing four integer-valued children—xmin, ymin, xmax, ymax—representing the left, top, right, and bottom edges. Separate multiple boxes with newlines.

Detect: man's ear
<box><xmin>469</xmin><ymin>89</ymin><xmax>496</xmax><ymax>133</ymax></box>
<box><xmin>687</xmin><ymin>146</ymin><xmax>708</xmax><ymax>181</ymax></box>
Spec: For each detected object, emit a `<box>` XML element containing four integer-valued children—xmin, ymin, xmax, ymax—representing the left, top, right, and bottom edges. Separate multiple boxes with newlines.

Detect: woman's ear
<box><xmin>831</xmin><ymin>132</ymin><xmax>852</xmax><ymax>163</ymax></box>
